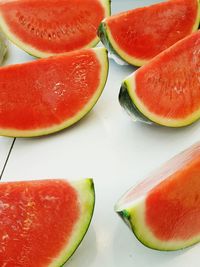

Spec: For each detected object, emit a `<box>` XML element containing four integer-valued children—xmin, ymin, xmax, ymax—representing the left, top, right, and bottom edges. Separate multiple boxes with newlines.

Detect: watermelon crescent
<box><xmin>0</xmin><ymin>47</ymin><xmax>109</xmax><ymax>137</ymax></box>
<box><xmin>0</xmin><ymin>0</ymin><xmax>110</xmax><ymax>57</ymax></box>
<box><xmin>0</xmin><ymin>178</ymin><xmax>95</xmax><ymax>266</ymax></box>
<box><xmin>99</xmin><ymin>0</ymin><xmax>200</xmax><ymax>66</ymax></box>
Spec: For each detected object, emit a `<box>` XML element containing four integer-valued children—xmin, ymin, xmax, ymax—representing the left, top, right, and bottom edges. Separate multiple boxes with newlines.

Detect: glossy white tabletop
<box><xmin>2</xmin><ymin>1</ymin><xmax>200</xmax><ymax>267</ymax></box>
<box><xmin>0</xmin><ymin>137</ymin><xmax>13</xmax><ymax>174</ymax></box>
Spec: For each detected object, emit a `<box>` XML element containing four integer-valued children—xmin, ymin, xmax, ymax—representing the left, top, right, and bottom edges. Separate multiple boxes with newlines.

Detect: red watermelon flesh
<box><xmin>0</xmin><ymin>179</ymin><xmax>95</xmax><ymax>266</ymax></box>
<box><xmin>119</xmin><ymin>30</ymin><xmax>200</xmax><ymax>127</ymax></box>
<box><xmin>116</xmin><ymin>142</ymin><xmax>200</xmax><ymax>250</ymax></box>
<box><xmin>0</xmin><ymin>48</ymin><xmax>108</xmax><ymax>137</ymax></box>
<box><xmin>99</xmin><ymin>0</ymin><xmax>199</xmax><ymax>66</ymax></box>
<box><xmin>134</xmin><ymin>31</ymin><xmax>200</xmax><ymax>119</ymax></box>
<box><xmin>0</xmin><ymin>0</ymin><xmax>110</xmax><ymax>57</ymax></box>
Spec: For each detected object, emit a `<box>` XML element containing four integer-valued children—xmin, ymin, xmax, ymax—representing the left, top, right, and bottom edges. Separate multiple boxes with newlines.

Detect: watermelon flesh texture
<box><xmin>116</xmin><ymin>142</ymin><xmax>200</xmax><ymax>250</ymax></box>
<box><xmin>0</xmin><ymin>0</ymin><xmax>110</xmax><ymax>57</ymax></box>
<box><xmin>119</xmin><ymin>30</ymin><xmax>200</xmax><ymax>127</ymax></box>
<box><xmin>0</xmin><ymin>48</ymin><xmax>108</xmax><ymax>137</ymax></box>
<box><xmin>99</xmin><ymin>0</ymin><xmax>200</xmax><ymax>66</ymax></box>
<box><xmin>0</xmin><ymin>178</ymin><xmax>95</xmax><ymax>266</ymax></box>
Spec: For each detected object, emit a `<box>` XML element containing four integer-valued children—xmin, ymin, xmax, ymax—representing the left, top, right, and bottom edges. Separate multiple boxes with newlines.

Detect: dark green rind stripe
<box><xmin>116</xmin><ymin>209</ymin><xmax>159</xmax><ymax>251</ymax></box>
<box><xmin>98</xmin><ymin>22</ymin><xmax>113</xmax><ymax>53</ymax></box>
<box><xmin>119</xmin><ymin>82</ymin><xmax>153</xmax><ymax>124</ymax></box>
<box><xmin>116</xmin><ymin>210</ymin><xmax>152</xmax><ymax>250</ymax></box>
<box><xmin>117</xmin><ymin>209</ymin><xmax>132</xmax><ymax>230</ymax></box>
<box><xmin>108</xmin><ymin>0</ymin><xmax>112</xmax><ymax>16</ymax></box>
<box><xmin>98</xmin><ymin>22</ymin><xmax>126</xmax><ymax>64</ymax></box>
<box><xmin>116</xmin><ymin>209</ymin><xmax>156</xmax><ymax>250</ymax></box>
<box><xmin>117</xmin><ymin>209</ymin><xmax>173</xmax><ymax>251</ymax></box>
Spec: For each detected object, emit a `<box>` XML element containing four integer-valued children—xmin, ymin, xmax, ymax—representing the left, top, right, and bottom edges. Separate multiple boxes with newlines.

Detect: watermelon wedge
<box><xmin>119</xmin><ymin>30</ymin><xmax>200</xmax><ymax>127</ymax></box>
<box><xmin>98</xmin><ymin>0</ymin><xmax>200</xmax><ymax>66</ymax></box>
<box><xmin>0</xmin><ymin>178</ymin><xmax>95</xmax><ymax>266</ymax></box>
<box><xmin>115</xmin><ymin>142</ymin><xmax>200</xmax><ymax>251</ymax></box>
<box><xmin>0</xmin><ymin>47</ymin><xmax>108</xmax><ymax>137</ymax></box>
<box><xmin>0</xmin><ymin>0</ymin><xmax>110</xmax><ymax>58</ymax></box>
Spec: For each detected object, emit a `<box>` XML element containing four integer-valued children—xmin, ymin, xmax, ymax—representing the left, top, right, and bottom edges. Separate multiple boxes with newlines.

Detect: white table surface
<box><xmin>2</xmin><ymin>0</ymin><xmax>200</xmax><ymax>266</ymax></box>
<box><xmin>0</xmin><ymin>137</ymin><xmax>13</xmax><ymax>175</ymax></box>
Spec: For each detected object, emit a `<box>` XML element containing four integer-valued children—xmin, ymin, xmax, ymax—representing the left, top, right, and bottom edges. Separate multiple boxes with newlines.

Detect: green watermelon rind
<box><xmin>0</xmin><ymin>33</ymin><xmax>7</xmax><ymax>65</ymax></box>
<box><xmin>49</xmin><ymin>178</ymin><xmax>95</xmax><ymax>267</ymax></box>
<box><xmin>120</xmin><ymin>75</ymin><xmax>200</xmax><ymax>128</ymax></box>
<box><xmin>120</xmin><ymin>31</ymin><xmax>200</xmax><ymax>128</ymax></box>
<box><xmin>98</xmin><ymin>21</ymin><xmax>148</xmax><ymax>67</ymax></box>
<box><xmin>119</xmin><ymin>81</ymin><xmax>153</xmax><ymax>125</ymax></box>
<box><xmin>98</xmin><ymin>0</ymin><xmax>200</xmax><ymax>66</ymax></box>
<box><xmin>115</xmin><ymin>197</ymin><xmax>200</xmax><ymax>251</ymax></box>
<box><xmin>0</xmin><ymin>47</ymin><xmax>109</xmax><ymax>137</ymax></box>
<box><xmin>0</xmin><ymin>0</ymin><xmax>111</xmax><ymax>58</ymax></box>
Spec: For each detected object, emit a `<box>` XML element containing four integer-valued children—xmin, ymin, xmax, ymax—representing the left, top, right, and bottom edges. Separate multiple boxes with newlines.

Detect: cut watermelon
<box><xmin>0</xmin><ymin>0</ymin><xmax>110</xmax><ymax>58</ymax></box>
<box><xmin>0</xmin><ymin>178</ymin><xmax>95</xmax><ymax>266</ymax></box>
<box><xmin>0</xmin><ymin>47</ymin><xmax>108</xmax><ymax>137</ymax></box>
<box><xmin>119</xmin><ymin>30</ymin><xmax>200</xmax><ymax>127</ymax></box>
<box><xmin>98</xmin><ymin>0</ymin><xmax>200</xmax><ymax>66</ymax></box>
<box><xmin>115</xmin><ymin>142</ymin><xmax>200</xmax><ymax>251</ymax></box>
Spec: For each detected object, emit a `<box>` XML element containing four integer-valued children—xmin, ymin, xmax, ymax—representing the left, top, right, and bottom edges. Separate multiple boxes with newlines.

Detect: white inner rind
<box><xmin>124</xmin><ymin>38</ymin><xmax>200</xmax><ymax>128</ymax></box>
<box><xmin>116</xmin><ymin>196</ymin><xmax>200</xmax><ymax>251</ymax></box>
<box><xmin>0</xmin><ymin>47</ymin><xmax>109</xmax><ymax>137</ymax></box>
<box><xmin>49</xmin><ymin>178</ymin><xmax>95</xmax><ymax>267</ymax></box>
<box><xmin>103</xmin><ymin>0</ymin><xmax>200</xmax><ymax>67</ymax></box>
<box><xmin>116</xmin><ymin>142</ymin><xmax>200</xmax><ymax>250</ymax></box>
<box><xmin>104</xmin><ymin>23</ymin><xmax>148</xmax><ymax>67</ymax></box>
<box><xmin>100</xmin><ymin>0</ymin><xmax>111</xmax><ymax>16</ymax></box>
<box><xmin>0</xmin><ymin>0</ymin><xmax>111</xmax><ymax>58</ymax></box>
<box><xmin>126</xmin><ymin>75</ymin><xmax>200</xmax><ymax>127</ymax></box>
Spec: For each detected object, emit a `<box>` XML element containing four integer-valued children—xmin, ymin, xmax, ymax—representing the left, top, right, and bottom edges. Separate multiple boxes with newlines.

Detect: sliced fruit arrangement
<box><xmin>0</xmin><ymin>178</ymin><xmax>95</xmax><ymax>266</ymax></box>
<box><xmin>0</xmin><ymin>33</ymin><xmax>7</xmax><ymax>64</ymax></box>
<box><xmin>0</xmin><ymin>47</ymin><xmax>108</xmax><ymax>137</ymax></box>
<box><xmin>0</xmin><ymin>0</ymin><xmax>110</xmax><ymax>58</ymax></box>
<box><xmin>98</xmin><ymin>0</ymin><xmax>200</xmax><ymax>66</ymax></box>
<box><xmin>115</xmin><ymin>142</ymin><xmax>200</xmax><ymax>251</ymax></box>
<box><xmin>119</xmin><ymin>30</ymin><xmax>200</xmax><ymax>127</ymax></box>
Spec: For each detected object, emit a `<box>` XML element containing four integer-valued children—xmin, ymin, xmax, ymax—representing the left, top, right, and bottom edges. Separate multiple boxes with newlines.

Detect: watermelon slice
<box><xmin>0</xmin><ymin>0</ymin><xmax>110</xmax><ymax>58</ymax></box>
<box><xmin>119</xmin><ymin>30</ymin><xmax>200</xmax><ymax>127</ymax></box>
<box><xmin>98</xmin><ymin>0</ymin><xmax>200</xmax><ymax>66</ymax></box>
<box><xmin>115</xmin><ymin>142</ymin><xmax>200</xmax><ymax>251</ymax></box>
<box><xmin>0</xmin><ymin>47</ymin><xmax>108</xmax><ymax>137</ymax></box>
<box><xmin>0</xmin><ymin>178</ymin><xmax>95</xmax><ymax>266</ymax></box>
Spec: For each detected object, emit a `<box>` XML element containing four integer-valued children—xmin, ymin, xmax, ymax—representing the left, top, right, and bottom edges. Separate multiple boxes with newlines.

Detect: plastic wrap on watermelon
<box><xmin>119</xmin><ymin>80</ymin><xmax>153</xmax><ymax>125</ymax></box>
<box><xmin>119</xmin><ymin>30</ymin><xmax>200</xmax><ymax>128</ymax></box>
<box><xmin>98</xmin><ymin>22</ymin><xmax>128</xmax><ymax>66</ymax></box>
<box><xmin>108</xmin><ymin>52</ymin><xmax>129</xmax><ymax>66</ymax></box>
